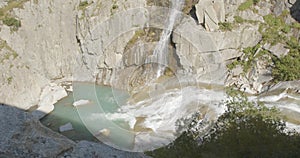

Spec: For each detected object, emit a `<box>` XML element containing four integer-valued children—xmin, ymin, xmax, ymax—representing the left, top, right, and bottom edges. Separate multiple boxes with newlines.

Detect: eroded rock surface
<box><xmin>0</xmin><ymin>104</ymin><xmax>75</xmax><ymax>157</ymax></box>
<box><xmin>0</xmin><ymin>104</ymin><xmax>150</xmax><ymax>157</ymax></box>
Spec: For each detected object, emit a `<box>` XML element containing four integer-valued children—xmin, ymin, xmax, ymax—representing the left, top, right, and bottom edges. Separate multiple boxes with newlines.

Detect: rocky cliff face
<box><xmin>0</xmin><ymin>104</ymin><xmax>149</xmax><ymax>157</ymax></box>
<box><xmin>0</xmin><ymin>0</ymin><xmax>78</xmax><ymax>110</ymax></box>
<box><xmin>0</xmin><ymin>0</ymin><xmax>300</xmax><ymax>156</ymax></box>
<box><xmin>0</xmin><ymin>0</ymin><xmax>299</xmax><ymax>110</ymax></box>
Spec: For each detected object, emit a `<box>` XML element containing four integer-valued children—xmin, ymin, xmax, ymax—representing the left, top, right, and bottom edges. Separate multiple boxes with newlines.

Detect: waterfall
<box><xmin>153</xmin><ymin>0</ymin><xmax>184</xmax><ymax>77</ymax></box>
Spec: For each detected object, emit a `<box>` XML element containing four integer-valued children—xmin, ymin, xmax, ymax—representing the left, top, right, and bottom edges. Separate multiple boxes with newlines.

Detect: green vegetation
<box><xmin>7</xmin><ymin>76</ymin><xmax>13</xmax><ymax>85</ymax></box>
<box><xmin>227</xmin><ymin>44</ymin><xmax>270</xmax><ymax>73</ymax></box>
<box><xmin>78</xmin><ymin>1</ymin><xmax>92</xmax><ymax>19</ymax></box>
<box><xmin>78</xmin><ymin>1</ymin><xmax>89</xmax><ymax>10</ymax></box>
<box><xmin>219</xmin><ymin>16</ymin><xmax>259</xmax><ymax>32</ymax></box>
<box><xmin>125</xmin><ymin>28</ymin><xmax>162</xmax><ymax>51</ymax></box>
<box><xmin>0</xmin><ymin>0</ymin><xmax>28</xmax><ymax>16</ymax></box>
<box><xmin>259</xmin><ymin>14</ymin><xmax>289</xmax><ymax>45</ymax></box>
<box><xmin>227</xmin><ymin>10</ymin><xmax>300</xmax><ymax>82</ymax></box>
<box><xmin>259</xmin><ymin>10</ymin><xmax>300</xmax><ymax>46</ymax></box>
<box><xmin>238</xmin><ymin>0</ymin><xmax>254</xmax><ymax>11</ymax></box>
<box><xmin>112</xmin><ymin>4</ymin><xmax>118</xmax><ymax>10</ymax></box>
<box><xmin>253</xmin><ymin>0</ymin><xmax>260</xmax><ymax>4</ymax></box>
<box><xmin>234</xmin><ymin>15</ymin><xmax>244</xmax><ymax>23</ymax></box>
<box><xmin>110</xmin><ymin>1</ymin><xmax>119</xmax><ymax>15</ymax></box>
<box><xmin>272</xmin><ymin>37</ymin><xmax>300</xmax><ymax>82</ymax></box>
<box><xmin>234</xmin><ymin>15</ymin><xmax>258</xmax><ymax>25</ymax></box>
<box><xmin>0</xmin><ymin>0</ymin><xmax>28</xmax><ymax>31</ymax></box>
<box><xmin>147</xmin><ymin>95</ymin><xmax>300</xmax><ymax>158</ymax></box>
<box><xmin>2</xmin><ymin>16</ymin><xmax>21</xmax><ymax>28</ymax></box>
<box><xmin>292</xmin><ymin>22</ymin><xmax>300</xmax><ymax>29</ymax></box>
<box><xmin>0</xmin><ymin>39</ymin><xmax>18</xmax><ymax>63</ymax></box>
<box><xmin>218</xmin><ymin>22</ymin><xmax>233</xmax><ymax>31</ymax></box>
<box><xmin>238</xmin><ymin>0</ymin><xmax>260</xmax><ymax>11</ymax></box>
<box><xmin>256</xmin><ymin>10</ymin><xmax>300</xmax><ymax>82</ymax></box>
<box><xmin>125</xmin><ymin>29</ymin><xmax>146</xmax><ymax>50</ymax></box>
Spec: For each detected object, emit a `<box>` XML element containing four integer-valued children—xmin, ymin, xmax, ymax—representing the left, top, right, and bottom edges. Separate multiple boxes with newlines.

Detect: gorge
<box><xmin>0</xmin><ymin>0</ymin><xmax>300</xmax><ymax>157</ymax></box>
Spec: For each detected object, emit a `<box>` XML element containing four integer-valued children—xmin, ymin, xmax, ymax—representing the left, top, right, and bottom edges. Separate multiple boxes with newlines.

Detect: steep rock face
<box><xmin>209</xmin><ymin>24</ymin><xmax>261</xmax><ymax>50</ymax></box>
<box><xmin>172</xmin><ymin>17</ymin><xmax>225</xmax><ymax>84</ymax></box>
<box><xmin>195</xmin><ymin>0</ymin><xmax>226</xmax><ymax>31</ymax></box>
<box><xmin>0</xmin><ymin>0</ymin><xmax>260</xmax><ymax>110</ymax></box>
<box><xmin>75</xmin><ymin>0</ymin><xmax>147</xmax><ymax>86</ymax></box>
<box><xmin>0</xmin><ymin>0</ymin><xmax>297</xmax><ymax>108</ymax></box>
<box><xmin>0</xmin><ymin>0</ymin><xmax>78</xmax><ymax>110</ymax></box>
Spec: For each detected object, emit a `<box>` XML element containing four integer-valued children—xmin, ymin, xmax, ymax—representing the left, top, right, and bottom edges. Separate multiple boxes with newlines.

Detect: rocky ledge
<box><xmin>0</xmin><ymin>104</ymin><xmax>150</xmax><ymax>158</ymax></box>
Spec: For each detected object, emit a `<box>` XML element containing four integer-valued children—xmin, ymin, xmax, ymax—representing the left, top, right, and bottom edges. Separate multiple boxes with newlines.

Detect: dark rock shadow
<box><xmin>0</xmin><ymin>103</ymin><xmax>151</xmax><ymax>157</ymax></box>
<box><xmin>290</xmin><ymin>0</ymin><xmax>300</xmax><ymax>22</ymax></box>
<box><xmin>0</xmin><ymin>103</ymin><xmax>75</xmax><ymax>157</ymax></box>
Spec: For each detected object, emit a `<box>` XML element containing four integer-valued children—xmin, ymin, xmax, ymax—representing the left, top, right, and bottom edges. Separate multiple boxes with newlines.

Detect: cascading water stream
<box><xmin>153</xmin><ymin>0</ymin><xmax>184</xmax><ymax>77</ymax></box>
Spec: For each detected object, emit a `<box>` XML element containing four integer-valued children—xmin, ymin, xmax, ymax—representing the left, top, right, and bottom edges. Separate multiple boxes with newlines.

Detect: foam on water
<box><xmin>153</xmin><ymin>0</ymin><xmax>184</xmax><ymax>77</ymax></box>
<box><xmin>105</xmin><ymin>86</ymin><xmax>226</xmax><ymax>151</ymax></box>
<box><xmin>254</xmin><ymin>91</ymin><xmax>300</xmax><ymax>132</ymax></box>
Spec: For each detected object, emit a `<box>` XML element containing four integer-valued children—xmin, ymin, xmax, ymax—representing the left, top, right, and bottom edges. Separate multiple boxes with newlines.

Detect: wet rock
<box><xmin>96</xmin><ymin>128</ymin><xmax>111</xmax><ymax>137</ymax></box>
<box><xmin>268</xmin><ymin>81</ymin><xmax>300</xmax><ymax>92</ymax></box>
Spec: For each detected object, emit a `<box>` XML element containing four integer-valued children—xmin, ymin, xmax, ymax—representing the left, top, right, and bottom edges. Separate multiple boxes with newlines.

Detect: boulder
<box><xmin>195</xmin><ymin>0</ymin><xmax>225</xmax><ymax>31</ymax></box>
<box><xmin>73</xmin><ymin>99</ymin><xmax>91</xmax><ymax>107</ymax></box>
<box><xmin>96</xmin><ymin>128</ymin><xmax>111</xmax><ymax>137</ymax></box>
<box><xmin>59</xmin><ymin>123</ymin><xmax>74</xmax><ymax>132</ymax></box>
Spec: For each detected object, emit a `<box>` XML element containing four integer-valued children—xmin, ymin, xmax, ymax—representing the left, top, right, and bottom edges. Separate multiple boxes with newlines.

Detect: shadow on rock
<box><xmin>290</xmin><ymin>0</ymin><xmax>300</xmax><ymax>22</ymax></box>
<box><xmin>0</xmin><ymin>104</ymin><xmax>150</xmax><ymax>158</ymax></box>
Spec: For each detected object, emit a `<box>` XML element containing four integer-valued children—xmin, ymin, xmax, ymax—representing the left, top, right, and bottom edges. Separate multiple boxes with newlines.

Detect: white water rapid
<box><xmin>153</xmin><ymin>0</ymin><xmax>184</xmax><ymax>77</ymax></box>
<box><xmin>105</xmin><ymin>84</ymin><xmax>226</xmax><ymax>151</ymax></box>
